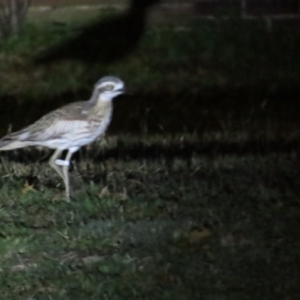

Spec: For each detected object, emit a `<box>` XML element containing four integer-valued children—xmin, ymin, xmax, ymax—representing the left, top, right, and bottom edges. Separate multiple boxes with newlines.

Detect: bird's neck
<box><xmin>88</xmin><ymin>90</ymin><xmax>113</xmax><ymax>114</ymax></box>
<box><xmin>89</xmin><ymin>89</ymin><xmax>112</xmax><ymax>104</ymax></box>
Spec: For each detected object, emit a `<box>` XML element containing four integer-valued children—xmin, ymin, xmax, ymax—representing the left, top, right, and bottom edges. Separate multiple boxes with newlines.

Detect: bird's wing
<box><xmin>13</xmin><ymin>101</ymin><xmax>90</xmax><ymax>142</ymax></box>
<box><xmin>26</xmin><ymin>117</ymin><xmax>89</xmax><ymax>142</ymax></box>
<box><xmin>0</xmin><ymin>118</ymin><xmax>89</xmax><ymax>150</ymax></box>
<box><xmin>31</xmin><ymin>120</ymin><xmax>88</xmax><ymax>141</ymax></box>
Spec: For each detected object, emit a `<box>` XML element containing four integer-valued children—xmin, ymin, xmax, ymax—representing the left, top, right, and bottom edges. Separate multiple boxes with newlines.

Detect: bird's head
<box><xmin>94</xmin><ymin>76</ymin><xmax>125</xmax><ymax>101</ymax></box>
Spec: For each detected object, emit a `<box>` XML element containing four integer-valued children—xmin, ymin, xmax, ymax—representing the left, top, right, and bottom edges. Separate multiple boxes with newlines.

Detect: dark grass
<box><xmin>0</xmin><ymin>136</ymin><xmax>300</xmax><ymax>299</ymax></box>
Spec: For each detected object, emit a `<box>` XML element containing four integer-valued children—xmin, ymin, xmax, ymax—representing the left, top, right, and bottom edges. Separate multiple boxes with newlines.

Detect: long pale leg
<box><xmin>49</xmin><ymin>149</ymin><xmax>70</xmax><ymax>201</ymax></box>
<box><xmin>61</xmin><ymin>149</ymin><xmax>74</xmax><ymax>201</ymax></box>
<box><xmin>49</xmin><ymin>149</ymin><xmax>64</xmax><ymax>180</ymax></box>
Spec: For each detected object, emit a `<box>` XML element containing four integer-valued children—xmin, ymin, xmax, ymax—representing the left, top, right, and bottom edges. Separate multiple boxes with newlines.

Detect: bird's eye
<box><xmin>105</xmin><ymin>84</ymin><xmax>114</xmax><ymax>91</ymax></box>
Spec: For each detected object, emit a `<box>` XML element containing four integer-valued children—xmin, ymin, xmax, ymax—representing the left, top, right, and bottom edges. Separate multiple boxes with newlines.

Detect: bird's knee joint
<box><xmin>55</xmin><ymin>159</ymin><xmax>70</xmax><ymax>166</ymax></box>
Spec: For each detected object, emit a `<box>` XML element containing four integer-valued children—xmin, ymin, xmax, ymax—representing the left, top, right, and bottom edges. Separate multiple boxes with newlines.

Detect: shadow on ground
<box><xmin>34</xmin><ymin>0</ymin><xmax>160</xmax><ymax>64</ymax></box>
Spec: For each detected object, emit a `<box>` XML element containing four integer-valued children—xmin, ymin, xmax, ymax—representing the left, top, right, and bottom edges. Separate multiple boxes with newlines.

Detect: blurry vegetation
<box><xmin>0</xmin><ymin>0</ymin><xmax>31</xmax><ymax>38</ymax></box>
<box><xmin>1</xmin><ymin>17</ymin><xmax>300</xmax><ymax>95</ymax></box>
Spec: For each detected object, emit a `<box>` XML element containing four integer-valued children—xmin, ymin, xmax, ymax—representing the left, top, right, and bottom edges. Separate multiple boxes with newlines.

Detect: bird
<box><xmin>34</xmin><ymin>0</ymin><xmax>160</xmax><ymax>64</ymax></box>
<box><xmin>0</xmin><ymin>76</ymin><xmax>125</xmax><ymax>201</ymax></box>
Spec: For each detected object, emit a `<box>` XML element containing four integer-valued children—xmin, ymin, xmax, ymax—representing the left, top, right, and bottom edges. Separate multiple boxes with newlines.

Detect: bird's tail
<box><xmin>0</xmin><ymin>128</ymin><xmax>31</xmax><ymax>151</ymax></box>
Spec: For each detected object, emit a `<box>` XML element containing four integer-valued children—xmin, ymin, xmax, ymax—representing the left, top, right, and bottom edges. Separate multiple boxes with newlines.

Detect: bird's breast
<box><xmin>89</xmin><ymin>106</ymin><xmax>113</xmax><ymax>138</ymax></box>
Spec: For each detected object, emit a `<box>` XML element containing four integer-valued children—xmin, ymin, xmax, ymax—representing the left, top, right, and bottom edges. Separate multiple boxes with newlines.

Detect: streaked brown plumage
<box><xmin>0</xmin><ymin>76</ymin><xmax>125</xmax><ymax>201</ymax></box>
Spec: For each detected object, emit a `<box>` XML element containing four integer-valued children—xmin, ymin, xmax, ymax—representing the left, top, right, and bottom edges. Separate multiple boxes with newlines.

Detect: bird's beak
<box><xmin>120</xmin><ymin>87</ymin><xmax>134</xmax><ymax>95</ymax></box>
<box><xmin>117</xmin><ymin>88</ymin><xmax>126</xmax><ymax>94</ymax></box>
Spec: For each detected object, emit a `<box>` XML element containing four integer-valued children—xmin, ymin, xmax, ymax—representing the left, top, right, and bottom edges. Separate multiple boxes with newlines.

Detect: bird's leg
<box><xmin>49</xmin><ymin>148</ymin><xmax>71</xmax><ymax>201</ymax></box>
<box><xmin>61</xmin><ymin>149</ymin><xmax>74</xmax><ymax>202</ymax></box>
<box><xmin>49</xmin><ymin>148</ymin><xmax>64</xmax><ymax>179</ymax></box>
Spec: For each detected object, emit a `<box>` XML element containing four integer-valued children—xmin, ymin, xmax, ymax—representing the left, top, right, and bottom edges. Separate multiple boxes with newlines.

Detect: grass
<box><xmin>0</xmin><ymin>135</ymin><xmax>300</xmax><ymax>299</ymax></box>
<box><xmin>0</xmin><ymin>8</ymin><xmax>300</xmax><ymax>299</ymax></box>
